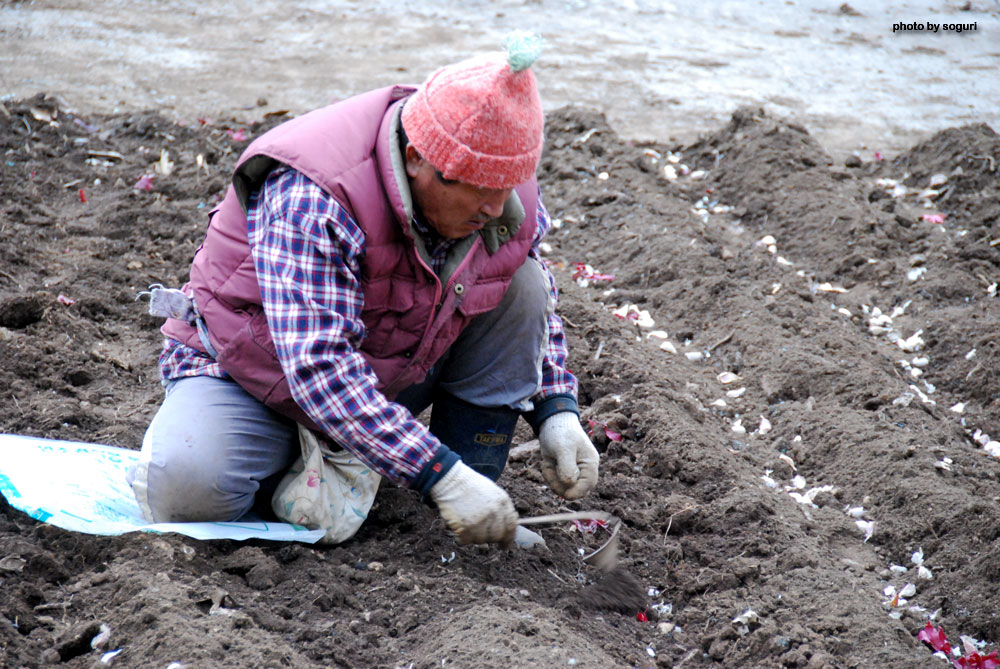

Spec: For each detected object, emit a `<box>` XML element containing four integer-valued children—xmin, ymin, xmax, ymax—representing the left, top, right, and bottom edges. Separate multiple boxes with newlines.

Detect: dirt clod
<box><xmin>573</xmin><ymin>568</ymin><xmax>647</xmax><ymax>614</ymax></box>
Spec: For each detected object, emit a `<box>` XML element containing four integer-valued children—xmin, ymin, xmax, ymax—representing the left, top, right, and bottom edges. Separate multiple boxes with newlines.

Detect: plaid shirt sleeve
<box><xmin>158</xmin><ymin>337</ymin><xmax>229</xmax><ymax>383</ymax></box>
<box><xmin>247</xmin><ymin>168</ymin><xmax>444</xmax><ymax>487</ymax></box>
<box><xmin>530</xmin><ymin>194</ymin><xmax>579</xmax><ymax>400</ymax></box>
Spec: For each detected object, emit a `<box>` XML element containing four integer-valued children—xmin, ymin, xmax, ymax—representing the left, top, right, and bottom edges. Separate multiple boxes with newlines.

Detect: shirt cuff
<box><xmin>522</xmin><ymin>393</ymin><xmax>579</xmax><ymax>435</ymax></box>
<box><xmin>412</xmin><ymin>445</ymin><xmax>461</xmax><ymax>500</ymax></box>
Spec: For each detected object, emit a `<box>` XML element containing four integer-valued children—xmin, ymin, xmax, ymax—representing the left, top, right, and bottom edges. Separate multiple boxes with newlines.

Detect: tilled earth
<box><xmin>1</xmin><ymin>95</ymin><xmax>999</xmax><ymax>668</ymax></box>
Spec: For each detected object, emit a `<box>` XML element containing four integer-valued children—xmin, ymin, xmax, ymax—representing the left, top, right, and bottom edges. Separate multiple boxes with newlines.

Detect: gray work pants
<box><xmin>128</xmin><ymin>257</ymin><xmax>552</xmax><ymax>523</ymax></box>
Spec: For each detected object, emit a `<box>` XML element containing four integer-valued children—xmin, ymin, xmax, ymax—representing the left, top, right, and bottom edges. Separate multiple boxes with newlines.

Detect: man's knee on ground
<box><xmin>138</xmin><ymin>455</ymin><xmax>255</xmax><ymax>523</ymax></box>
<box><xmin>132</xmin><ymin>376</ymin><xmax>295</xmax><ymax>524</ymax></box>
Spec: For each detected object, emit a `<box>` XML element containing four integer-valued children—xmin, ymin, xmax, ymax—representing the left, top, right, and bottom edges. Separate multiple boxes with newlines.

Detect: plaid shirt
<box><xmin>160</xmin><ymin>168</ymin><xmax>574</xmax><ymax>485</ymax></box>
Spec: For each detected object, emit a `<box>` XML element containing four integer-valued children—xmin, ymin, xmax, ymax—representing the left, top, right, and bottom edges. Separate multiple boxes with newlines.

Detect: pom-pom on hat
<box><xmin>401</xmin><ymin>31</ymin><xmax>545</xmax><ymax>190</ymax></box>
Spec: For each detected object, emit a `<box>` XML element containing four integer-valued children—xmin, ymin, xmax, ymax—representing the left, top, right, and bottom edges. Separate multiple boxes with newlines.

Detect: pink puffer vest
<box><xmin>162</xmin><ymin>85</ymin><xmax>539</xmax><ymax>430</ymax></box>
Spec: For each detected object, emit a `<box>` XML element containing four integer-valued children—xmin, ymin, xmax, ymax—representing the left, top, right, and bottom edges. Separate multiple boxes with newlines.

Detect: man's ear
<box><xmin>404</xmin><ymin>143</ymin><xmax>423</xmax><ymax>179</ymax></box>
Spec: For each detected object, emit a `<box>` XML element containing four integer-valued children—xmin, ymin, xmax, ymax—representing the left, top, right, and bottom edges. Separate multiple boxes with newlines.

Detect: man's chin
<box><xmin>450</xmin><ymin>221</ymin><xmax>485</xmax><ymax>237</ymax></box>
<box><xmin>434</xmin><ymin>220</ymin><xmax>487</xmax><ymax>239</ymax></box>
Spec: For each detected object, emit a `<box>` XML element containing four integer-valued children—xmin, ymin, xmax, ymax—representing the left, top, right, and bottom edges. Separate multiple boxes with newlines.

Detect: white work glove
<box><xmin>538</xmin><ymin>412</ymin><xmax>600</xmax><ymax>499</ymax></box>
<box><xmin>429</xmin><ymin>461</ymin><xmax>518</xmax><ymax>546</ymax></box>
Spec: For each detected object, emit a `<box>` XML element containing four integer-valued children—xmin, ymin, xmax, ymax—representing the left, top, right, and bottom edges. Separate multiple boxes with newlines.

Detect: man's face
<box><xmin>405</xmin><ymin>144</ymin><xmax>513</xmax><ymax>240</ymax></box>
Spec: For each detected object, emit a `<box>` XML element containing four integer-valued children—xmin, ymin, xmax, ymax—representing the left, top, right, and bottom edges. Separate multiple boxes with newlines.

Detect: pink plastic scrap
<box><xmin>956</xmin><ymin>653</ymin><xmax>1000</xmax><ymax>669</ymax></box>
<box><xmin>572</xmin><ymin>262</ymin><xmax>614</xmax><ymax>283</ymax></box>
<box><xmin>57</xmin><ymin>294</ymin><xmax>76</xmax><ymax>306</ymax></box>
<box><xmin>587</xmin><ymin>419</ymin><xmax>622</xmax><ymax>442</ymax></box>
<box><xmin>134</xmin><ymin>174</ymin><xmax>155</xmax><ymax>192</ymax></box>
<box><xmin>919</xmin><ymin>623</ymin><xmax>1000</xmax><ymax>669</ymax></box>
<box><xmin>225</xmin><ymin>128</ymin><xmax>248</xmax><ymax>141</ymax></box>
<box><xmin>919</xmin><ymin>623</ymin><xmax>952</xmax><ymax>655</ymax></box>
<box><xmin>922</xmin><ymin>213</ymin><xmax>946</xmax><ymax>224</ymax></box>
<box><xmin>571</xmin><ymin>518</ymin><xmax>609</xmax><ymax>534</ymax></box>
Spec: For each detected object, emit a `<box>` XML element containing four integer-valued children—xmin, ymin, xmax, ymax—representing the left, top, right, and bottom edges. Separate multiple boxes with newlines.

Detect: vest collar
<box><xmin>378</xmin><ymin>98</ymin><xmax>415</xmax><ymax>229</ymax></box>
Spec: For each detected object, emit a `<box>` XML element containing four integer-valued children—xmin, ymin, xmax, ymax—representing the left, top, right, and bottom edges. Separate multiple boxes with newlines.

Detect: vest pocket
<box><xmin>361</xmin><ymin>278</ymin><xmax>419</xmax><ymax>356</ymax></box>
<box><xmin>215</xmin><ymin>307</ymin><xmax>283</xmax><ymax>404</ymax></box>
<box><xmin>455</xmin><ymin>279</ymin><xmax>508</xmax><ymax>317</ymax></box>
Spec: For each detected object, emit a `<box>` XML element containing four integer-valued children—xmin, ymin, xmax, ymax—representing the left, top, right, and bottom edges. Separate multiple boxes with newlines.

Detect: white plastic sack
<box><xmin>0</xmin><ymin>434</ymin><xmax>325</xmax><ymax>543</ymax></box>
<box><xmin>272</xmin><ymin>426</ymin><xmax>381</xmax><ymax>544</ymax></box>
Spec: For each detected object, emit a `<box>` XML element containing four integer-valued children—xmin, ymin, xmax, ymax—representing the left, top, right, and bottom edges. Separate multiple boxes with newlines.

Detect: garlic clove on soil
<box><xmin>757</xmin><ymin>416</ymin><xmax>772</xmax><ymax>435</ymax></box>
<box><xmin>717</xmin><ymin>371</ymin><xmax>740</xmax><ymax>384</ymax></box>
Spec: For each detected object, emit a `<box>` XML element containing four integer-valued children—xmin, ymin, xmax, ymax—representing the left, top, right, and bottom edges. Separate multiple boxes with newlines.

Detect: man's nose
<box><xmin>479</xmin><ymin>189</ymin><xmax>510</xmax><ymax>219</ymax></box>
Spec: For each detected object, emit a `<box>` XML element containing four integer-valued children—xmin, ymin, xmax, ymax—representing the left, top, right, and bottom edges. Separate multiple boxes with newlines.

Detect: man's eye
<box><xmin>434</xmin><ymin>169</ymin><xmax>459</xmax><ymax>185</ymax></box>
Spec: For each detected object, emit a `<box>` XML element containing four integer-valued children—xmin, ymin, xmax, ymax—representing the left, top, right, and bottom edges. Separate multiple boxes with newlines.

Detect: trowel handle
<box><xmin>517</xmin><ymin>510</ymin><xmax>616</xmax><ymax>526</ymax></box>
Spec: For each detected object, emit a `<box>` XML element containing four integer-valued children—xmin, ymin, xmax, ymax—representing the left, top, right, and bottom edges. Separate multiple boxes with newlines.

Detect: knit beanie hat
<box><xmin>401</xmin><ymin>32</ymin><xmax>545</xmax><ymax>190</ymax></box>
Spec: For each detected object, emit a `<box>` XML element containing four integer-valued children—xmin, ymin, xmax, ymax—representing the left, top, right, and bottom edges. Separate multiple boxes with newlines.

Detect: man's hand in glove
<box><xmin>538</xmin><ymin>412</ymin><xmax>600</xmax><ymax>499</ymax></box>
<box><xmin>429</xmin><ymin>460</ymin><xmax>518</xmax><ymax>546</ymax></box>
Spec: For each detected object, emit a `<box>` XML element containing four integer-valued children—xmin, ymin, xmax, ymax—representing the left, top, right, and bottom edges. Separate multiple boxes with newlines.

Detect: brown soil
<box><xmin>1</xmin><ymin>94</ymin><xmax>999</xmax><ymax>668</ymax></box>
